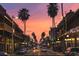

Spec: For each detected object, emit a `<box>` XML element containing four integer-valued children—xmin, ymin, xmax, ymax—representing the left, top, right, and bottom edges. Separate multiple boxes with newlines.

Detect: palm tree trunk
<box><xmin>52</xmin><ymin>17</ymin><xmax>55</xmax><ymax>28</ymax></box>
<box><xmin>23</xmin><ymin>20</ymin><xmax>26</xmax><ymax>34</ymax></box>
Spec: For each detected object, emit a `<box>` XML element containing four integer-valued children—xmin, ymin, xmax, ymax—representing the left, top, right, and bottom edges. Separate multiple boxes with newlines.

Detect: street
<box><xmin>25</xmin><ymin>48</ymin><xmax>64</xmax><ymax>56</ymax></box>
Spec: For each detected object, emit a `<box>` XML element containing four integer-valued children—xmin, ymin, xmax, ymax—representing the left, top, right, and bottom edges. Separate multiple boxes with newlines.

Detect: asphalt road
<box><xmin>25</xmin><ymin>48</ymin><xmax>64</xmax><ymax>56</ymax></box>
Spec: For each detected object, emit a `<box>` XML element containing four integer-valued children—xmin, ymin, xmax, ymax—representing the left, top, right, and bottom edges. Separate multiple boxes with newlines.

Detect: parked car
<box><xmin>65</xmin><ymin>47</ymin><xmax>79</xmax><ymax>56</ymax></box>
<box><xmin>0</xmin><ymin>45</ymin><xmax>8</xmax><ymax>56</ymax></box>
<box><xmin>0</xmin><ymin>51</ymin><xmax>8</xmax><ymax>56</ymax></box>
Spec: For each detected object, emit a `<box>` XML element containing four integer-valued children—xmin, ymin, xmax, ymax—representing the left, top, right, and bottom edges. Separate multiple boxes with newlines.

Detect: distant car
<box><xmin>41</xmin><ymin>47</ymin><xmax>47</xmax><ymax>52</ymax></box>
<box><xmin>65</xmin><ymin>47</ymin><xmax>79</xmax><ymax>56</ymax></box>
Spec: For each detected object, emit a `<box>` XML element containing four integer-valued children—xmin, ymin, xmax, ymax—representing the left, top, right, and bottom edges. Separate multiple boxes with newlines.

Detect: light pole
<box><xmin>61</xmin><ymin>3</ymin><xmax>66</xmax><ymax>53</ymax></box>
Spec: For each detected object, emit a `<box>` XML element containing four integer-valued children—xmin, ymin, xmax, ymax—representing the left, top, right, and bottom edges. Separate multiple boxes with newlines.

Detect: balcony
<box><xmin>0</xmin><ymin>23</ymin><xmax>13</xmax><ymax>33</ymax></box>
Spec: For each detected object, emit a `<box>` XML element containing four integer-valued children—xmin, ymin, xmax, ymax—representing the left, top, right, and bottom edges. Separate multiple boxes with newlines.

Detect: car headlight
<box><xmin>4</xmin><ymin>52</ymin><xmax>8</xmax><ymax>55</ymax></box>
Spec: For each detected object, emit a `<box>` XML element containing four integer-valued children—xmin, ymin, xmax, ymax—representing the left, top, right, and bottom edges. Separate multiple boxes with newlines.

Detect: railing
<box><xmin>0</xmin><ymin>23</ymin><xmax>24</xmax><ymax>40</ymax></box>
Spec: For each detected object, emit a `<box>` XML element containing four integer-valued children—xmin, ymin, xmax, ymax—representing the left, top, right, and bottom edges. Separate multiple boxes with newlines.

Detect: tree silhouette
<box><xmin>40</xmin><ymin>32</ymin><xmax>46</xmax><ymax>43</ymax></box>
<box><xmin>32</xmin><ymin>32</ymin><xmax>37</xmax><ymax>43</ymax></box>
<box><xmin>47</xmin><ymin>3</ymin><xmax>58</xmax><ymax>28</ymax></box>
<box><xmin>18</xmin><ymin>8</ymin><xmax>30</xmax><ymax>34</ymax></box>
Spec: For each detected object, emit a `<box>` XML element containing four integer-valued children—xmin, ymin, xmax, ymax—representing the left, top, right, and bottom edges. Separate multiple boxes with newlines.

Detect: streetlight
<box><xmin>66</xmin><ymin>34</ymin><xmax>69</xmax><ymax>38</ymax></box>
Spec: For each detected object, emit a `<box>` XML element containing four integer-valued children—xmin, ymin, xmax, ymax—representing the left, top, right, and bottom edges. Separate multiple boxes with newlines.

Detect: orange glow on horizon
<box><xmin>14</xmin><ymin>16</ymin><xmax>52</xmax><ymax>41</ymax></box>
<box><xmin>9</xmin><ymin>3</ymin><xmax>79</xmax><ymax>42</ymax></box>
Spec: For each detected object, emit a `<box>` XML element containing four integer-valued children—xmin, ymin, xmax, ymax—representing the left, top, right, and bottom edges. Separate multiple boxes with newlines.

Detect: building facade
<box><xmin>0</xmin><ymin>5</ymin><xmax>28</xmax><ymax>55</ymax></box>
<box><xmin>57</xmin><ymin>9</ymin><xmax>79</xmax><ymax>51</ymax></box>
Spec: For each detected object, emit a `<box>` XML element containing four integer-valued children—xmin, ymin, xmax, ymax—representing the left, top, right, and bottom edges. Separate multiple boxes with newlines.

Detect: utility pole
<box><xmin>61</xmin><ymin>3</ymin><xmax>64</xmax><ymax>18</ymax></box>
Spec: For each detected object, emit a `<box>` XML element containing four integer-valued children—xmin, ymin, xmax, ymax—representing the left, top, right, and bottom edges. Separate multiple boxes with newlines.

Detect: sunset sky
<box><xmin>1</xmin><ymin>3</ymin><xmax>79</xmax><ymax>41</ymax></box>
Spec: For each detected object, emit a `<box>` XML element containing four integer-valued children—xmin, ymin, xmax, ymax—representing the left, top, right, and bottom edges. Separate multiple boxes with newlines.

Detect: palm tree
<box><xmin>18</xmin><ymin>8</ymin><xmax>30</xmax><ymax>34</ymax></box>
<box><xmin>31</xmin><ymin>32</ymin><xmax>37</xmax><ymax>43</ymax></box>
<box><xmin>47</xmin><ymin>3</ymin><xmax>58</xmax><ymax>28</ymax></box>
<box><xmin>40</xmin><ymin>32</ymin><xmax>46</xmax><ymax>42</ymax></box>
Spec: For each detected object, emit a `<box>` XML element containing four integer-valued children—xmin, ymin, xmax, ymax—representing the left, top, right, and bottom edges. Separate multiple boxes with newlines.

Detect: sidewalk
<box><xmin>54</xmin><ymin>52</ymin><xmax>64</xmax><ymax>56</ymax></box>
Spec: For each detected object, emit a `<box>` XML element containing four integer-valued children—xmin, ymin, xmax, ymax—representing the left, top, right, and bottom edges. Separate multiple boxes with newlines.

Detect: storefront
<box><xmin>58</xmin><ymin>27</ymin><xmax>79</xmax><ymax>51</ymax></box>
